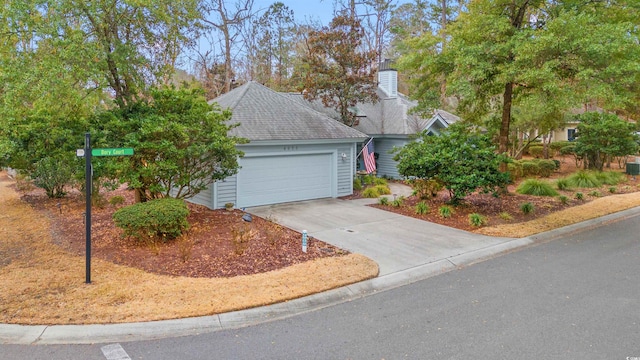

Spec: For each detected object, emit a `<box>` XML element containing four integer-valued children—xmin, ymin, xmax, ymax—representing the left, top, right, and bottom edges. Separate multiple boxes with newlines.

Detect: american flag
<box><xmin>363</xmin><ymin>139</ymin><xmax>376</xmax><ymax>174</ymax></box>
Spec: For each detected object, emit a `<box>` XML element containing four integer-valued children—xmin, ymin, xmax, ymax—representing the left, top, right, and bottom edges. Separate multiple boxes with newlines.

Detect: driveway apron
<box><xmin>248</xmin><ymin>197</ymin><xmax>515</xmax><ymax>276</ymax></box>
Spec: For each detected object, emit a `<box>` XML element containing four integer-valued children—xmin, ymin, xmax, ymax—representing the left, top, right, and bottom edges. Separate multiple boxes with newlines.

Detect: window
<box><xmin>567</xmin><ymin>128</ymin><xmax>576</xmax><ymax>141</ymax></box>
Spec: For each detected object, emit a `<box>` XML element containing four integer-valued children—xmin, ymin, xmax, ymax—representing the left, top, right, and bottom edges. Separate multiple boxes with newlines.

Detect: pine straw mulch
<box><xmin>0</xmin><ymin>172</ymin><xmax>378</xmax><ymax>325</ymax></box>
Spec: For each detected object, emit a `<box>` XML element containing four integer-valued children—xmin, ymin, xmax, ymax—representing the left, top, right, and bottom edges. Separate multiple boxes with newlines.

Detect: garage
<box><xmin>236</xmin><ymin>153</ymin><xmax>333</xmax><ymax>208</ymax></box>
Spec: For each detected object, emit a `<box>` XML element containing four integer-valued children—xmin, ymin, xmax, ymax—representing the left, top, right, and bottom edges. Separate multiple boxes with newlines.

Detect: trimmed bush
<box><xmin>520</xmin><ymin>202</ymin><xmax>535</xmax><ymax>215</ymax></box>
<box><xmin>415</xmin><ymin>201</ymin><xmax>430</xmax><ymax>215</ymax></box>
<box><xmin>528</xmin><ymin>145</ymin><xmax>544</xmax><ymax>158</ymax></box>
<box><xmin>567</xmin><ymin>171</ymin><xmax>601</xmax><ymax>188</ymax></box>
<box><xmin>534</xmin><ymin>159</ymin><xmax>557</xmax><ymax>177</ymax></box>
<box><xmin>521</xmin><ymin>161</ymin><xmax>540</xmax><ymax>177</ymax></box>
<box><xmin>507</xmin><ymin>162</ymin><xmax>524</xmax><ymax>180</ymax></box>
<box><xmin>468</xmin><ymin>213</ymin><xmax>487</xmax><ymax>227</ymax></box>
<box><xmin>516</xmin><ymin>179</ymin><xmax>559</xmax><ymax>196</ymax></box>
<box><xmin>113</xmin><ymin>198</ymin><xmax>190</xmax><ymax>243</ymax></box>
<box><xmin>109</xmin><ymin>195</ymin><xmax>125</xmax><ymax>207</ymax></box>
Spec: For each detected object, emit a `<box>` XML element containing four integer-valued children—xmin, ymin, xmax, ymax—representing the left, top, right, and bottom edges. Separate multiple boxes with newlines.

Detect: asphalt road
<box><xmin>2</xmin><ymin>213</ymin><xmax>640</xmax><ymax>360</ymax></box>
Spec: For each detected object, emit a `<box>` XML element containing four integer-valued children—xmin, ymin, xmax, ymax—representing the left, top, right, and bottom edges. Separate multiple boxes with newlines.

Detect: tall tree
<box><xmin>302</xmin><ymin>15</ymin><xmax>378</xmax><ymax>126</ymax></box>
<box><xmin>202</xmin><ymin>0</ymin><xmax>254</xmax><ymax>94</ymax></box>
<box><xmin>399</xmin><ymin>0</ymin><xmax>640</xmax><ymax>164</ymax></box>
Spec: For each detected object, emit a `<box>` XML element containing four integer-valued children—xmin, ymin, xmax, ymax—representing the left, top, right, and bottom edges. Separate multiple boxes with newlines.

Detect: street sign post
<box><xmin>78</xmin><ymin>137</ymin><xmax>134</xmax><ymax>284</ymax></box>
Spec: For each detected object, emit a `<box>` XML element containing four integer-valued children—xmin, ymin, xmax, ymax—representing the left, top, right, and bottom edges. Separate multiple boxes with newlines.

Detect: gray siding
<box><xmin>216</xmin><ymin>175</ymin><xmax>237</xmax><ymax>209</ymax></box>
<box><xmin>188</xmin><ymin>183</ymin><xmax>212</xmax><ymax>208</ymax></box>
<box><xmin>375</xmin><ymin>138</ymin><xmax>409</xmax><ymax>179</ymax></box>
<box><xmin>337</xmin><ymin>144</ymin><xmax>355</xmax><ymax>197</ymax></box>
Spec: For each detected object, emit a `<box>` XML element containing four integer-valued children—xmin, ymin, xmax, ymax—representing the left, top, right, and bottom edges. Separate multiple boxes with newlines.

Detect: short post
<box><xmin>302</xmin><ymin>230</ymin><xmax>308</xmax><ymax>253</ymax></box>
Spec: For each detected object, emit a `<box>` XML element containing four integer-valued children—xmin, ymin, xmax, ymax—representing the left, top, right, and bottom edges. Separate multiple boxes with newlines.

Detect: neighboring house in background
<box><xmin>287</xmin><ymin>61</ymin><xmax>460</xmax><ymax>179</ymax></box>
<box><xmin>189</xmin><ymin>81</ymin><xmax>368</xmax><ymax>209</ymax></box>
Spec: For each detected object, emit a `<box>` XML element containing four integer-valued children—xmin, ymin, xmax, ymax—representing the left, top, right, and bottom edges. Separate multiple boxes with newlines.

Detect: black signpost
<box><xmin>78</xmin><ymin>133</ymin><xmax>133</xmax><ymax>284</ymax></box>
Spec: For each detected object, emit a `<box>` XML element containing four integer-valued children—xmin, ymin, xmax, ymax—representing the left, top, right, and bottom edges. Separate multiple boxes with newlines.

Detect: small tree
<box><xmin>573</xmin><ymin>112</ymin><xmax>639</xmax><ymax>171</ymax></box>
<box><xmin>393</xmin><ymin>123</ymin><xmax>510</xmax><ymax>204</ymax></box>
<box><xmin>98</xmin><ymin>87</ymin><xmax>246</xmax><ymax>202</ymax></box>
<box><xmin>302</xmin><ymin>15</ymin><xmax>378</xmax><ymax>126</ymax></box>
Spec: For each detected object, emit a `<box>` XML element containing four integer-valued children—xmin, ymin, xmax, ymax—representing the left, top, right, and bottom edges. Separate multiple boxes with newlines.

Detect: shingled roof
<box><xmin>210</xmin><ymin>81</ymin><xmax>368</xmax><ymax>141</ymax></box>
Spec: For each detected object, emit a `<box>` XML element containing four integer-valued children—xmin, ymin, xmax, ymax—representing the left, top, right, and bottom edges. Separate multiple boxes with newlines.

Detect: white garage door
<box><xmin>237</xmin><ymin>153</ymin><xmax>333</xmax><ymax>207</ymax></box>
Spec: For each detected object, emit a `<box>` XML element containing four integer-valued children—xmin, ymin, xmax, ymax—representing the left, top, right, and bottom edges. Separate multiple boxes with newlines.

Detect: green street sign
<box><xmin>91</xmin><ymin>148</ymin><xmax>134</xmax><ymax>157</ymax></box>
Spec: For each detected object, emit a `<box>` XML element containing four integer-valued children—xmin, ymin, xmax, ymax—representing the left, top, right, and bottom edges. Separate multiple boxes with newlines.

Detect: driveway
<box><xmin>248</xmin><ymin>195</ymin><xmax>516</xmax><ymax>276</ymax></box>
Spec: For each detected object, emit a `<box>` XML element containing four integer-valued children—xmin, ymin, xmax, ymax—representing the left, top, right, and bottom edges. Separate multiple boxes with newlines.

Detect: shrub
<box><xmin>521</xmin><ymin>161</ymin><xmax>540</xmax><ymax>177</ymax></box>
<box><xmin>507</xmin><ymin>162</ymin><xmax>524</xmax><ymax>180</ymax></box>
<box><xmin>439</xmin><ymin>205</ymin><xmax>453</xmax><ymax>218</ymax></box>
<box><xmin>499</xmin><ymin>212</ymin><xmax>513</xmax><ymax>221</ymax></box>
<box><xmin>520</xmin><ymin>202</ymin><xmax>535</xmax><ymax>215</ymax></box>
<box><xmin>361</xmin><ymin>175</ymin><xmax>375</xmax><ymax>185</ymax></box>
<box><xmin>378</xmin><ymin>197</ymin><xmax>389</xmax><ymax>205</ymax></box>
<box><xmin>588</xmin><ymin>190</ymin><xmax>601</xmax><ymax>197</ymax></box>
<box><xmin>373</xmin><ymin>177</ymin><xmax>388</xmax><ymax>186</ymax></box>
<box><xmin>415</xmin><ymin>201</ymin><xmax>430</xmax><ymax>214</ymax></box>
<box><xmin>549</xmin><ymin>141</ymin><xmax>572</xmax><ymax>154</ymax></box>
<box><xmin>410</xmin><ymin>179</ymin><xmax>443</xmax><ymax>199</ymax></box>
<box><xmin>375</xmin><ymin>184</ymin><xmax>391</xmax><ymax>195</ymax></box>
<box><xmin>594</xmin><ymin>171</ymin><xmax>626</xmax><ymax>185</ymax></box>
<box><xmin>468</xmin><ymin>213</ymin><xmax>487</xmax><ymax>227</ymax></box>
<box><xmin>391</xmin><ymin>196</ymin><xmax>405</xmax><ymax>207</ymax></box>
<box><xmin>353</xmin><ymin>177</ymin><xmax>363</xmax><ymax>191</ymax></box>
<box><xmin>575</xmin><ymin>192</ymin><xmax>584</xmax><ymax>200</ymax></box>
<box><xmin>231</xmin><ymin>223</ymin><xmax>256</xmax><ymax>255</ymax></box>
<box><xmin>552</xmin><ymin>159</ymin><xmax>561</xmax><ymax>170</ymax></box>
<box><xmin>32</xmin><ymin>157</ymin><xmax>74</xmax><ymax>198</ymax></box>
<box><xmin>534</xmin><ymin>159</ymin><xmax>557</xmax><ymax>177</ymax></box>
<box><xmin>528</xmin><ymin>145</ymin><xmax>544</xmax><ymax>158</ymax></box>
<box><xmin>558</xmin><ymin>195</ymin><xmax>569</xmax><ymax>205</ymax></box>
<box><xmin>609</xmin><ymin>186</ymin><xmax>617</xmax><ymax>193</ymax></box>
<box><xmin>113</xmin><ymin>198</ymin><xmax>190</xmax><ymax>243</ymax></box>
<box><xmin>109</xmin><ymin>195</ymin><xmax>125</xmax><ymax>207</ymax></box>
<box><xmin>362</xmin><ymin>187</ymin><xmax>380</xmax><ymax>198</ymax></box>
<box><xmin>516</xmin><ymin>179</ymin><xmax>559</xmax><ymax>196</ymax></box>
<box><xmin>555</xmin><ymin>178</ymin><xmax>571</xmax><ymax>191</ymax></box>
<box><xmin>567</xmin><ymin>171</ymin><xmax>601</xmax><ymax>188</ymax></box>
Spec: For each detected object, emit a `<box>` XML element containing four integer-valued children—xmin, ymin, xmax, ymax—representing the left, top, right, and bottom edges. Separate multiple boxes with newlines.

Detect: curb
<box><xmin>2</xmin><ymin>206</ymin><xmax>639</xmax><ymax>345</ymax></box>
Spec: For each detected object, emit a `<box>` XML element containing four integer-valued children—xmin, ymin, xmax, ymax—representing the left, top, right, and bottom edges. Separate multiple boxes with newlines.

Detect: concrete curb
<box><xmin>2</xmin><ymin>207</ymin><xmax>639</xmax><ymax>345</ymax></box>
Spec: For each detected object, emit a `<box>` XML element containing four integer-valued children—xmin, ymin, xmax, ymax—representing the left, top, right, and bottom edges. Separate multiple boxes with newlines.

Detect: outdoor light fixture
<box><xmin>341</xmin><ymin>153</ymin><xmax>347</xmax><ymax>160</ymax></box>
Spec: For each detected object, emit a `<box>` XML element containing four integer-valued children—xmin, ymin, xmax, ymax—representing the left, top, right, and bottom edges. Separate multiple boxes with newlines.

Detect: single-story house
<box><xmin>189</xmin><ymin>81</ymin><xmax>368</xmax><ymax>209</ymax></box>
<box><xmin>286</xmin><ymin>61</ymin><xmax>459</xmax><ymax>179</ymax></box>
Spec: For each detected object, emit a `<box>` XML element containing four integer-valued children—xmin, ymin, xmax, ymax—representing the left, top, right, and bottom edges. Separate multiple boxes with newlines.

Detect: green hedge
<box><xmin>113</xmin><ymin>198</ymin><xmax>190</xmax><ymax>243</ymax></box>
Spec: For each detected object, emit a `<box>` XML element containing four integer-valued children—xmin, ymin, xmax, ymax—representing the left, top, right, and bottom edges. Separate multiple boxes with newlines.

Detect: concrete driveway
<box><xmin>248</xmin><ymin>196</ymin><xmax>516</xmax><ymax>276</ymax></box>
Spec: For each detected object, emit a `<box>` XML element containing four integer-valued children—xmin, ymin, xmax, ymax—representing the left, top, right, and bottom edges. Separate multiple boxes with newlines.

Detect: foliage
<box><xmin>373</xmin><ymin>177</ymin><xmax>388</xmax><ymax>186</ymax></box>
<box><xmin>567</xmin><ymin>171</ymin><xmax>601</xmax><ymax>188</ymax></box>
<box><xmin>362</xmin><ymin>187</ymin><xmax>381</xmax><ymax>198</ymax></box>
<box><xmin>574</xmin><ymin>112</ymin><xmax>639</xmax><ymax>171</ymax></box>
<box><xmin>397</xmin><ymin>0</ymin><xmax>640</xmax><ymax>157</ymax></box>
<box><xmin>516</xmin><ymin>179</ymin><xmax>559</xmax><ymax>197</ymax></box>
<box><xmin>231</xmin><ymin>223</ymin><xmax>256</xmax><ymax>255</ymax></box>
<box><xmin>96</xmin><ymin>87</ymin><xmax>246</xmax><ymax>202</ymax></box>
<box><xmin>609</xmin><ymin>187</ymin><xmax>617</xmax><ymax>194</ymax></box>
<box><xmin>31</xmin><ymin>157</ymin><xmax>75</xmax><ymax>198</ymax></box>
<box><xmin>409</xmin><ymin>178</ymin><xmax>443</xmax><ymax>199</ymax></box>
<box><xmin>113</xmin><ymin>198</ymin><xmax>190</xmax><ymax>243</ymax></box>
<box><xmin>302</xmin><ymin>15</ymin><xmax>378</xmax><ymax>126</ymax></box>
<box><xmin>438</xmin><ymin>205</ymin><xmax>453</xmax><ymax>218</ymax></box>
<box><xmin>394</xmin><ymin>123</ymin><xmax>509</xmax><ymax>205</ymax></box>
<box><xmin>415</xmin><ymin>201</ymin><xmax>430</xmax><ymax>215</ymax></box>
<box><xmin>379</xmin><ymin>197</ymin><xmax>389</xmax><ymax>205</ymax></box>
<box><xmin>528</xmin><ymin>145</ymin><xmax>544</xmax><ymax>159</ymax></box>
<box><xmin>353</xmin><ymin>177</ymin><xmax>363</xmax><ymax>191</ymax></box>
<box><xmin>575</xmin><ymin>192</ymin><xmax>584</xmax><ymax>201</ymax></box>
<box><xmin>391</xmin><ymin>196</ymin><xmax>405</xmax><ymax>207</ymax></box>
<box><xmin>558</xmin><ymin>195</ymin><xmax>569</xmax><ymax>205</ymax></box>
<box><xmin>468</xmin><ymin>213</ymin><xmax>487</xmax><ymax>227</ymax></box>
<box><xmin>499</xmin><ymin>212</ymin><xmax>513</xmax><ymax>221</ymax></box>
<box><xmin>109</xmin><ymin>196</ymin><xmax>126</xmax><ymax>207</ymax></box>
<box><xmin>520</xmin><ymin>202</ymin><xmax>535</xmax><ymax>215</ymax></box>
<box><xmin>594</xmin><ymin>171</ymin><xmax>627</xmax><ymax>186</ymax></box>
<box><xmin>507</xmin><ymin>162</ymin><xmax>524</xmax><ymax>180</ymax></box>
<box><xmin>555</xmin><ymin>178</ymin><xmax>572</xmax><ymax>191</ymax></box>
<box><xmin>375</xmin><ymin>184</ymin><xmax>392</xmax><ymax>195</ymax></box>
<box><xmin>588</xmin><ymin>190</ymin><xmax>602</xmax><ymax>198</ymax></box>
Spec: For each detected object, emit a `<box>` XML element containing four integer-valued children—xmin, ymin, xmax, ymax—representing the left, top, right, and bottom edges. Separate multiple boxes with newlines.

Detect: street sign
<box><xmin>91</xmin><ymin>148</ymin><xmax>134</xmax><ymax>157</ymax></box>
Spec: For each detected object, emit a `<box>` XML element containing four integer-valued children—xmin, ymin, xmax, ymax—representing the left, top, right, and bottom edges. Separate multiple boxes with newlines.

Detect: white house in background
<box><xmin>188</xmin><ymin>81</ymin><xmax>368</xmax><ymax>209</ymax></box>
<box><xmin>287</xmin><ymin>60</ymin><xmax>460</xmax><ymax>179</ymax></box>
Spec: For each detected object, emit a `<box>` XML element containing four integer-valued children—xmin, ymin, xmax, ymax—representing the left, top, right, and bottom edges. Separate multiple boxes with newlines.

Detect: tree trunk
<box><xmin>499</xmin><ymin>82</ymin><xmax>514</xmax><ymax>171</ymax></box>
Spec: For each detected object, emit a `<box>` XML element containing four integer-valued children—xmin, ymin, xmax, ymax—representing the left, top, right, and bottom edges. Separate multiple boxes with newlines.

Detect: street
<box><xmin>2</xmin><ymin>213</ymin><xmax>640</xmax><ymax>359</ymax></box>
